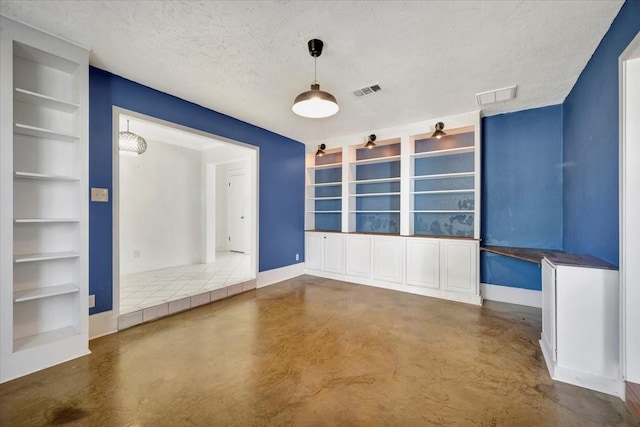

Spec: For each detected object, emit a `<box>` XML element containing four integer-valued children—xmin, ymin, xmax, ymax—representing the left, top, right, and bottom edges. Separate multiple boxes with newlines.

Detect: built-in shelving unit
<box><xmin>0</xmin><ymin>16</ymin><xmax>89</xmax><ymax>383</ymax></box>
<box><xmin>305</xmin><ymin>149</ymin><xmax>343</xmax><ymax>232</ymax></box>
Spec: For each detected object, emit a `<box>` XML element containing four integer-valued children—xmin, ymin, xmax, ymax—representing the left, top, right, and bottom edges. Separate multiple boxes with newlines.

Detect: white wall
<box><xmin>120</xmin><ymin>140</ymin><xmax>201</xmax><ymax>275</ymax></box>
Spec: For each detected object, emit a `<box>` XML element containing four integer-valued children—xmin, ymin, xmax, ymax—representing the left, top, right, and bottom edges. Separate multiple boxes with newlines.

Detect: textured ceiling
<box><xmin>0</xmin><ymin>1</ymin><xmax>623</xmax><ymax>144</ymax></box>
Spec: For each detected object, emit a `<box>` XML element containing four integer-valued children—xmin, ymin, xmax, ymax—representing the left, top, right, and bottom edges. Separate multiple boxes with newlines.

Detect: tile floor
<box><xmin>120</xmin><ymin>251</ymin><xmax>253</xmax><ymax>314</ymax></box>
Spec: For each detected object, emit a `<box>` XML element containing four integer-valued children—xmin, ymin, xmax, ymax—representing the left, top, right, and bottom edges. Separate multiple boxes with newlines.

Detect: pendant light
<box><xmin>364</xmin><ymin>134</ymin><xmax>377</xmax><ymax>149</ymax></box>
<box><xmin>292</xmin><ymin>39</ymin><xmax>339</xmax><ymax>119</ymax></box>
<box><xmin>431</xmin><ymin>122</ymin><xmax>446</xmax><ymax>139</ymax></box>
<box><xmin>315</xmin><ymin>143</ymin><xmax>326</xmax><ymax>157</ymax></box>
<box><xmin>119</xmin><ymin>119</ymin><xmax>147</xmax><ymax>156</ymax></box>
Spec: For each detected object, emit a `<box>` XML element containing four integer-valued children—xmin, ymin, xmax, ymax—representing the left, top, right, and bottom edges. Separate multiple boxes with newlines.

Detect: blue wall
<box><xmin>481</xmin><ymin>105</ymin><xmax>564</xmax><ymax>290</ymax></box>
<box><xmin>89</xmin><ymin>67</ymin><xmax>305</xmax><ymax>314</ymax></box>
<box><xmin>562</xmin><ymin>0</ymin><xmax>640</xmax><ymax>266</ymax></box>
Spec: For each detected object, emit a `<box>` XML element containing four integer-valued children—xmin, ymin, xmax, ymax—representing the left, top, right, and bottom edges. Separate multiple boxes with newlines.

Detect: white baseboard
<box><xmin>481</xmin><ymin>283</ymin><xmax>542</xmax><ymax>308</ymax></box>
<box><xmin>89</xmin><ymin>310</ymin><xmax>118</xmax><ymax>339</ymax></box>
<box><xmin>257</xmin><ymin>262</ymin><xmax>305</xmax><ymax>288</ymax></box>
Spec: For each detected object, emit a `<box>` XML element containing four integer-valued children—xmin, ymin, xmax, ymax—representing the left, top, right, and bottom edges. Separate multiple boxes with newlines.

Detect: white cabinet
<box><xmin>305</xmin><ymin>232</ymin><xmax>344</xmax><ymax>274</ymax></box>
<box><xmin>440</xmin><ymin>240</ymin><xmax>478</xmax><ymax>295</ymax></box>
<box><xmin>372</xmin><ymin>236</ymin><xmax>404</xmax><ymax>283</ymax></box>
<box><xmin>0</xmin><ymin>16</ymin><xmax>89</xmax><ymax>383</ymax></box>
<box><xmin>345</xmin><ymin>234</ymin><xmax>371</xmax><ymax>278</ymax></box>
<box><xmin>539</xmin><ymin>257</ymin><xmax>619</xmax><ymax>396</ymax></box>
<box><xmin>406</xmin><ymin>238</ymin><xmax>439</xmax><ymax>289</ymax></box>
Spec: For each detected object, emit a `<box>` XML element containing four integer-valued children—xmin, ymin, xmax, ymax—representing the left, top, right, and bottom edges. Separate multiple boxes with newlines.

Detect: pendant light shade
<box><xmin>315</xmin><ymin>143</ymin><xmax>326</xmax><ymax>157</ymax></box>
<box><xmin>364</xmin><ymin>134</ymin><xmax>377</xmax><ymax>149</ymax></box>
<box><xmin>432</xmin><ymin>122</ymin><xmax>447</xmax><ymax>139</ymax></box>
<box><xmin>119</xmin><ymin>119</ymin><xmax>147</xmax><ymax>156</ymax></box>
<box><xmin>292</xmin><ymin>39</ymin><xmax>339</xmax><ymax>119</ymax></box>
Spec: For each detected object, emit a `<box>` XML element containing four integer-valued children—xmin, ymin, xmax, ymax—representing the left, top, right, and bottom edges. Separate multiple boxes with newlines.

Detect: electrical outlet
<box><xmin>89</xmin><ymin>294</ymin><xmax>95</xmax><ymax>308</ymax></box>
<box><xmin>295</xmin><ymin>253</ymin><xmax>299</xmax><ymax>261</ymax></box>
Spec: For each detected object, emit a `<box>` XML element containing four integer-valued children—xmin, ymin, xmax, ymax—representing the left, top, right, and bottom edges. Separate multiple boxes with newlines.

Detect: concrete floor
<box><xmin>0</xmin><ymin>275</ymin><xmax>636</xmax><ymax>426</ymax></box>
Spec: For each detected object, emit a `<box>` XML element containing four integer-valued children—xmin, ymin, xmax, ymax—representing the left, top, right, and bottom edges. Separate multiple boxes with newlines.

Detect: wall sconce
<box><xmin>364</xmin><ymin>134</ymin><xmax>377</xmax><ymax>149</ymax></box>
<box><xmin>431</xmin><ymin>122</ymin><xmax>446</xmax><ymax>139</ymax></box>
<box><xmin>315</xmin><ymin>143</ymin><xmax>326</xmax><ymax>156</ymax></box>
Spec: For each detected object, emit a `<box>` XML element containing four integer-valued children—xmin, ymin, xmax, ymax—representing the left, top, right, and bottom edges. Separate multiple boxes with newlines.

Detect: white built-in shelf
<box><xmin>14</xmin><ymin>42</ymin><xmax>79</xmax><ymax>74</ymax></box>
<box><xmin>14</xmin><ymin>123</ymin><xmax>79</xmax><ymax>142</ymax></box>
<box><xmin>14</xmin><ymin>283</ymin><xmax>79</xmax><ymax>303</ymax></box>
<box><xmin>14</xmin><ymin>88</ymin><xmax>79</xmax><ymax>113</ymax></box>
<box><xmin>14</xmin><ymin>251</ymin><xmax>80</xmax><ymax>263</ymax></box>
<box><xmin>307</xmin><ymin>162</ymin><xmax>342</xmax><ymax>170</ymax></box>
<box><xmin>412</xmin><ymin>172</ymin><xmax>475</xmax><ymax>181</ymax></box>
<box><xmin>350</xmin><ymin>210</ymin><xmax>401</xmax><ymax>213</ymax></box>
<box><xmin>353</xmin><ymin>192</ymin><xmax>400</xmax><ymax>197</ymax></box>
<box><xmin>411</xmin><ymin>189</ymin><xmax>474</xmax><ymax>195</ymax></box>
<box><xmin>14</xmin><ymin>218</ymin><xmax>80</xmax><ymax>223</ymax></box>
<box><xmin>13</xmin><ymin>326</ymin><xmax>79</xmax><ymax>352</ymax></box>
<box><xmin>411</xmin><ymin>146</ymin><xmax>474</xmax><ymax>159</ymax></box>
<box><xmin>307</xmin><ymin>181</ymin><xmax>342</xmax><ymax>187</ymax></box>
<box><xmin>411</xmin><ymin>210</ymin><xmax>475</xmax><ymax>213</ymax></box>
<box><xmin>14</xmin><ymin>171</ymin><xmax>79</xmax><ymax>182</ymax></box>
<box><xmin>306</xmin><ymin>196</ymin><xmax>342</xmax><ymax>201</ymax></box>
<box><xmin>350</xmin><ymin>155</ymin><xmax>401</xmax><ymax>166</ymax></box>
<box><xmin>307</xmin><ymin>210</ymin><xmax>342</xmax><ymax>214</ymax></box>
<box><xmin>349</xmin><ymin>177</ymin><xmax>401</xmax><ymax>184</ymax></box>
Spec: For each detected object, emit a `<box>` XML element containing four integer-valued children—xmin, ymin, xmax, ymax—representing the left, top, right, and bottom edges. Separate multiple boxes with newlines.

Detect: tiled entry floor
<box><xmin>120</xmin><ymin>251</ymin><xmax>253</xmax><ymax>314</ymax></box>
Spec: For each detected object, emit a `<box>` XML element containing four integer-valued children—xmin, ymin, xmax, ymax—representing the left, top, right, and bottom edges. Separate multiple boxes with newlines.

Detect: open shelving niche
<box><xmin>0</xmin><ymin>16</ymin><xmax>89</xmax><ymax>383</ymax></box>
<box><xmin>305</xmin><ymin>148</ymin><xmax>343</xmax><ymax>232</ymax></box>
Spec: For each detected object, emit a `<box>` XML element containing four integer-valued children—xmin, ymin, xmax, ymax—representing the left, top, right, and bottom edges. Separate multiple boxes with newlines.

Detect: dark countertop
<box><xmin>305</xmin><ymin>230</ymin><xmax>479</xmax><ymax>241</ymax></box>
<box><xmin>481</xmin><ymin>245</ymin><xmax>617</xmax><ymax>270</ymax></box>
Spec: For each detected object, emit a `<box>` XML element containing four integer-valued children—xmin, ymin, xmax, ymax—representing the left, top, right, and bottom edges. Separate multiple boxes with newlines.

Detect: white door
<box><xmin>440</xmin><ymin>240</ymin><xmax>477</xmax><ymax>294</ymax></box>
<box><xmin>323</xmin><ymin>234</ymin><xmax>344</xmax><ymax>274</ymax></box>
<box><xmin>406</xmin><ymin>238</ymin><xmax>439</xmax><ymax>289</ymax></box>
<box><xmin>305</xmin><ymin>232</ymin><xmax>323</xmax><ymax>271</ymax></box>
<box><xmin>227</xmin><ymin>173</ymin><xmax>246</xmax><ymax>252</ymax></box>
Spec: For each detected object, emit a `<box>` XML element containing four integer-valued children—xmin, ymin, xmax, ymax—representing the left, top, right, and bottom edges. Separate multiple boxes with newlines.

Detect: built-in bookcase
<box><xmin>305</xmin><ymin>149</ymin><xmax>343</xmax><ymax>232</ymax></box>
<box><xmin>0</xmin><ymin>16</ymin><xmax>89</xmax><ymax>383</ymax></box>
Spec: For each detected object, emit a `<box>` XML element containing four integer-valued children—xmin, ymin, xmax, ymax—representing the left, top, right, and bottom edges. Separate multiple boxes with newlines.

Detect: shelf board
<box><xmin>307</xmin><ymin>181</ymin><xmax>342</xmax><ymax>187</ymax></box>
<box><xmin>352</xmin><ymin>192</ymin><xmax>400</xmax><ymax>197</ymax></box>
<box><xmin>14</xmin><ymin>283</ymin><xmax>79</xmax><ymax>303</ymax></box>
<box><xmin>14</xmin><ymin>123</ymin><xmax>79</xmax><ymax>142</ymax></box>
<box><xmin>14</xmin><ymin>88</ymin><xmax>80</xmax><ymax>112</ymax></box>
<box><xmin>14</xmin><ymin>171</ymin><xmax>80</xmax><ymax>182</ymax></box>
<box><xmin>13</xmin><ymin>42</ymin><xmax>79</xmax><ymax>74</ymax></box>
<box><xmin>350</xmin><ymin>210</ymin><xmax>400</xmax><ymax>213</ymax></box>
<box><xmin>412</xmin><ymin>172</ymin><xmax>475</xmax><ymax>180</ymax></box>
<box><xmin>411</xmin><ymin>210</ymin><xmax>475</xmax><ymax>213</ymax></box>
<box><xmin>307</xmin><ymin>210</ymin><xmax>342</xmax><ymax>214</ymax></box>
<box><xmin>306</xmin><ymin>197</ymin><xmax>342</xmax><ymax>201</ymax></box>
<box><xmin>412</xmin><ymin>146</ymin><xmax>474</xmax><ymax>159</ymax></box>
<box><xmin>350</xmin><ymin>155</ymin><xmax>401</xmax><ymax>166</ymax></box>
<box><xmin>411</xmin><ymin>189</ymin><xmax>474</xmax><ymax>195</ymax></box>
<box><xmin>14</xmin><ymin>218</ymin><xmax>80</xmax><ymax>223</ymax></box>
<box><xmin>307</xmin><ymin>162</ymin><xmax>342</xmax><ymax>170</ymax></box>
<box><xmin>14</xmin><ymin>251</ymin><xmax>80</xmax><ymax>263</ymax></box>
<box><xmin>349</xmin><ymin>177</ymin><xmax>401</xmax><ymax>184</ymax></box>
<box><xmin>13</xmin><ymin>326</ymin><xmax>79</xmax><ymax>352</ymax></box>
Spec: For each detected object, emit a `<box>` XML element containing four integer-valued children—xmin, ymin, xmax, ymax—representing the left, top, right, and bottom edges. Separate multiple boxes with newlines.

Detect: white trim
<box><xmin>89</xmin><ymin>310</ymin><xmax>117</xmax><ymax>340</ymax></box>
<box><xmin>257</xmin><ymin>263</ymin><xmax>305</xmax><ymax>288</ymax></box>
<box><xmin>480</xmin><ymin>283</ymin><xmax>542</xmax><ymax>308</ymax></box>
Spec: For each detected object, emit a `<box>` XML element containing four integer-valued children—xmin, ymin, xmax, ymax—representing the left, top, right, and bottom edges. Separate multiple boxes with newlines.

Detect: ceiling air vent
<box><xmin>353</xmin><ymin>83</ymin><xmax>382</xmax><ymax>97</ymax></box>
<box><xmin>475</xmin><ymin>85</ymin><xmax>517</xmax><ymax>106</ymax></box>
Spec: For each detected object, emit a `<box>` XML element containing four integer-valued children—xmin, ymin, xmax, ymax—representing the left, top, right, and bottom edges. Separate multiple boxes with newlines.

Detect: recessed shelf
<box><xmin>349</xmin><ymin>177</ymin><xmax>401</xmax><ymax>184</ymax></box>
<box><xmin>350</xmin><ymin>210</ymin><xmax>401</xmax><ymax>213</ymax></box>
<box><xmin>14</xmin><ymin>218</ymin><xmax>80</xmax><ymax>223</ymax></box>
<box><xmin>13</xmin><ymin>326</ymin><xmax>79</xmax><ymax>352</ymax></box>
<box><xmin>350</xmin><ymin>155</ymin><xmax>401</xmax><ymax>166</ymax></box>
<box><xmin>352</xmin><ymin>192</ymin><xmax>400</xmax><ymax>197</ymax></box>
<box><xmin>14</xmin><ymin>171</ymin><xmax>79</xmax><ymax>182</ymax></box>
<box><xmin>14</xmin><ymin>283</ymin><xmax>79</xmax><ymax>303</ymax></box>
<box><xmin>14</xmin><ymin>88</ymin><xmax>79</xmax><ymax>112</ymax></box>
<box><xmin>411</xmin><ymin>210</ymin><xmax>475</xmax><ymax>213</ymax></box>
<box><xmin>307</xmin><ymin>210</ymin><xmax>342</xmax><ymax>214</ymax></box>
<box><xmin>14</xmin><ymin>123</ymin><xmax>79</xmax><ymax>142</ymax></box>
<box><xmin>411</xmin><ymin>189</ymin><xmax>474</xmax><ymax>195</ymax></box>
<box><xmin>411</xmin><ymin>146</ymin><xmax>474</xmax><ymax>159</ymax></box>
<box><xmin>306</xmin><ymin>197</ymin><xmax>342</xmax><ymax>201</ymax></box>
<box><xmin>14</xmin><ymin>42</ymin><xmax>79</xmax><ymax>74</ymax></box>
<box><xmin>412</xmin><ymin>172</ymin><xmax>475</xmax><ymax>180</ymax></box>
<box><xmin>14</xmin><ymin>252</ymin><xmax>80</xmax><ymax>263</ymax></box>
<box><xmin>307</xmin><ymin>162</ymin><xmax>342</xmax><ymax>170</ymax></box>
<box><xmin>307</xmin><ymin>181</ymin><xmax>342</xmax><ymax>187</ymax></box>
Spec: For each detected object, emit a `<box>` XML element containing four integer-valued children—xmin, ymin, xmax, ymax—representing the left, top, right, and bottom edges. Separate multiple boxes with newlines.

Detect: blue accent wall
<box><xmin>562</xmin><ymin>0</ymin><xmax>640</xmax><ymax>266</ymax></box>
<box><xmin>89</xmin><ymin>67</ymin><xmax>305</xmax><ymax>314</ymax></box>
<box><xmin>481</xmin><ymin>105</ymin><xmax>563</xmax><ymax>290</ymax></box>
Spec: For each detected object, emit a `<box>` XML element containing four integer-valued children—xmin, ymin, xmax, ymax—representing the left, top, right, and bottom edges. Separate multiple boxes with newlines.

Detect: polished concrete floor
<box><xmin>1</xmin><ymin>275</ymin><xmax>636</xmax><ymax>426</ymax></box>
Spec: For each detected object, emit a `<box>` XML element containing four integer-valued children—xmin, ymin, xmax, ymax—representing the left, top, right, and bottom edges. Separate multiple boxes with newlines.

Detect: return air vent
<box><xmin>352</xmin><ymin>83</ymin><xmax>382</xmax><ymax>97</ymax></box>
<box><xmin>475</xmin><ymin>85</ymin><xmax>517</xmax><ymax>106</ymax></box>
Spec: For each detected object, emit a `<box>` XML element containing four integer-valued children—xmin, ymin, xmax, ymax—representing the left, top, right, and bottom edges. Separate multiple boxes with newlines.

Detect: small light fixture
<box><xmin>292</xmin><ymin>39</ymin><xmax>339</xmax><ymax>119</ymax></box>
<box><xmin>432</xmin><ymin>122</ymin><xmax>446</xmax><ymax>139</ymax></box>
<box><xmin>364</xmin><ymin>134</ymin><xmax>376</xmax><ymax>149</ymax></box>
<box><xmin>119</xmin><ymin>119</ymin><xmax>147</xmax><ymax>156</ymax></box>
<box><xmin>315</xmin><ymin>143</ymin><xmax>326</xmax><ymax>157</ymax></box>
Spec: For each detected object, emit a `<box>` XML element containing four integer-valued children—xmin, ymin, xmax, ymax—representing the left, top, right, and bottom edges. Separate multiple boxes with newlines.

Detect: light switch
<box><xmin>91</xmin><ymin>187</ymin><xmax>109</xmax><ymax>202</ymax></box>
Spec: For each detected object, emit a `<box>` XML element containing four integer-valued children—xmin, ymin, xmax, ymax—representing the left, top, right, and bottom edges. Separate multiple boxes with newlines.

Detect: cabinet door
<box><xmin>305</xmin><ymin>233</ymin><xmax>323</xmax><ymax>271</ymax></box>
<box><xmin>323</xmin><ymin>234</ymin><xmax>344</xmax><ymax>274</ymax></box>
<box><xmin>440</xmin><ymin>240</ymin><xmax>478</xmax><ymax>294</ymax></box>
<box><xmin>345</xmin><ymin>235</ymin><xmax>371</xmax><ymax>278</ymax></box>
<box><xmin>541</xmin><ymin>258</ymin><xmax>556</xmax><ymax>362</ymax></box>
<box><xmin>406</xmin><ymin>239</ymin><xmax>439</xmax><ymax>288</ymax></box>
<box><xmin>372</xmin><ymin>236</ymin><xmax>404</xmax><ymax>283</ymax></box>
